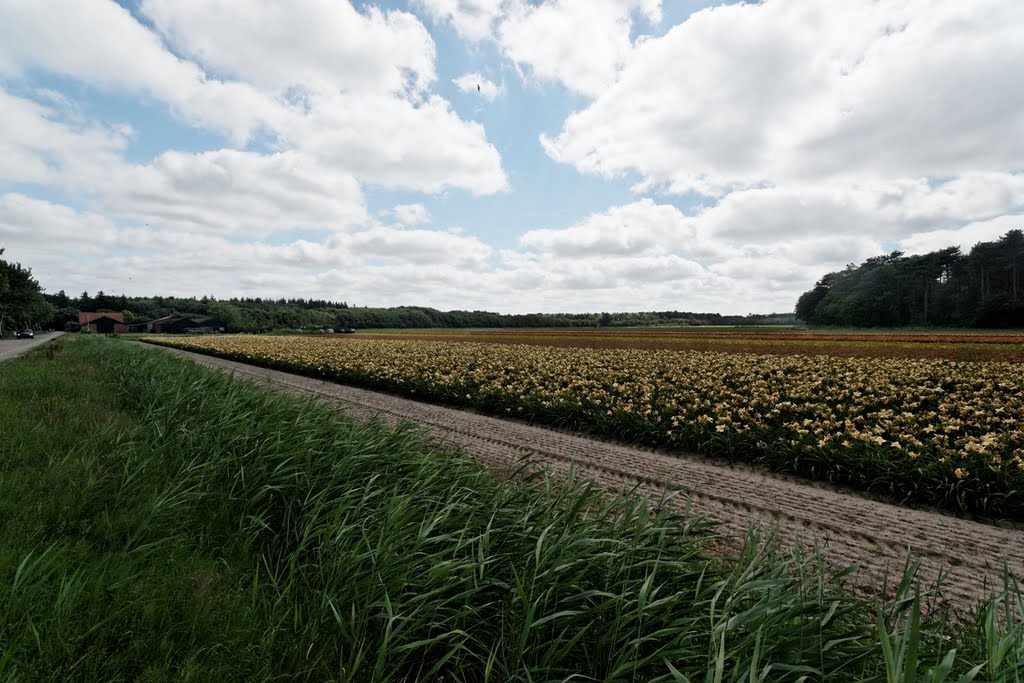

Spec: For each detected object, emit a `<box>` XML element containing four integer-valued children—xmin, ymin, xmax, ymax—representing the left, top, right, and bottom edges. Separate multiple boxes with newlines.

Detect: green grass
<box><xmin>1</xmin><ymin>336</ymin><xmax>1022</xmax><ymax>681</ymax></box>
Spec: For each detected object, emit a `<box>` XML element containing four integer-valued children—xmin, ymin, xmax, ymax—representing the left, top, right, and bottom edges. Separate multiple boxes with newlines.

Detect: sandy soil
<box><xmin>149</xmin><ymin>343</ymin><xmax>1024</xmax><ymax>615</ymax></box>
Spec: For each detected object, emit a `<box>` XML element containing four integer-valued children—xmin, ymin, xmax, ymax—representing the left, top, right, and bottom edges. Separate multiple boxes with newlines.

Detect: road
<box><xmin>147</xmin><ymin>342</ymin><xmax>1024</xmax><ymax>615</ymax></box>
<box><xmin>0</xmin><ymin>331</ymin><xmax>63</xmax><ymax>363</ymax></box>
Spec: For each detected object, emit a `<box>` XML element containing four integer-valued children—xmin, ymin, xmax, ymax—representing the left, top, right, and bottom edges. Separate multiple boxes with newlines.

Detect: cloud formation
<box><xmin>140</xmin><ymin>0</ymin><xmax>437</xmax><ymax>96</ymax></box>
<box><xmin>0</xmin><ymin>0</ymin><xmax>507</xmax><ymax>194</ymax></box>
<box><xmin>541</xmin><ymin>0</ymin><xmax>1024</xmax><ymax>195</ymax></box>
<box><xmin>386</xmin><ymin>204</ymin><xmax>433</xmax><ymax>226</ymax></box>
<box><xmin>453</xmin><ymin>73</ymin><xmax>503</xmax><ymax>101</ymax></box>
<box><xmin>420</xmin><ymin>0</ymin><xmax>660</xmax><ymax>95</ymax></box>
<box><xmin>0</xmin><ymin>0</ymin><xmax>1021</xmax><ymax>316</ymax></box>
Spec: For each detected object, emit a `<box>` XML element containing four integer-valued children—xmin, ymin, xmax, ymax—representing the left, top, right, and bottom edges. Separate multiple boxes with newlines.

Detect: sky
<box><xmin>0</xmin><ymin>0</ymin><xmax>1022</xmax><ymax>314</ymax></box>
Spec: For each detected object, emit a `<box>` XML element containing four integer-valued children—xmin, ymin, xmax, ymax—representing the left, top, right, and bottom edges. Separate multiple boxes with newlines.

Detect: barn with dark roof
<box><xmin>146</xmin><ymin>315</ymin><xmax>225</xmax><ymax>334</ymax></box>
<box><xmin>79</xmin><ymin>312</ymin><xmax>127</xmax><ymax>333</ymax></box>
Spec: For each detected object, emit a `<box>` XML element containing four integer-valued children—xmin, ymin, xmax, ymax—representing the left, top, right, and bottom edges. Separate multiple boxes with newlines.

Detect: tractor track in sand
<box><xmin>148</xmin><ymin>343</ymin><xmax>1024</xmax><ymax>615</ymax></box>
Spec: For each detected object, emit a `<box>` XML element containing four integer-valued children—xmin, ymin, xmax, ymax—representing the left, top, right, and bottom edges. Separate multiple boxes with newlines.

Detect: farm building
<box><xmin>145</xmin><ymin>315</ymin><xmax>225</xmax><ymax>334</ymax></box>
<box><xmin>79</xmin><ymin>312</ymin><xmax>127</xmax><ymax>333</ymax></box>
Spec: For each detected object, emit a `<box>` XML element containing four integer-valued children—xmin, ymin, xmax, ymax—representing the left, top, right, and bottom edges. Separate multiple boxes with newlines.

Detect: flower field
<box><xmin>359</xmin><ymin>329</ymin><xmax>1024</xmax><ymax>362</ymax></box>
<box><xmin>370</xmin><ymin>328</ymin><xmax>1024</xmax><ymax>344</ymax></box>
<box><xmin>146</xmin><ymin>335</ymin><xmax>1024</xmax><ymax>518</ymax></box>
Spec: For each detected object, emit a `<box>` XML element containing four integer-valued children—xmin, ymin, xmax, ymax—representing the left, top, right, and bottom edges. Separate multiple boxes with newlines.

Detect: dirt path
<box><xmin>150</xmin><ymin>344</ymin><xmax>1024</xmax><ymax>614</ymax></box>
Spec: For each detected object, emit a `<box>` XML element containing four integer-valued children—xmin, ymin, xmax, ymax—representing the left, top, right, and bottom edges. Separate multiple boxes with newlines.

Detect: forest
<box><xmin>35</xmin><ymin>289</ymin><xmax>794</xmax><ymax>332</ymax></box>
<box><xmin>0</xmin><ymin>248</ymin><xmax>52</xmax><ymax>336</ymax></box>
<box><xmin>795</xmin><ymin>230</ymin><xmax>1024</xmax><ymax>328</ymax></box>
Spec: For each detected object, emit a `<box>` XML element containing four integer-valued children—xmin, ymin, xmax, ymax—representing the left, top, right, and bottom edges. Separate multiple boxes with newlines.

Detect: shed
<box><xmin>148</xmin><ymin>315</ymin><xmax>198</xmax><ymax>333</ymax></box>
<box><xmin>79</xmin><ymin>312</ymin><xmax>127</xmax><ymax>333</ymax></box>
<box><xmin>146</xmin><ymin>315</ymin><xmax>224</xmax><ymax>334</ymax></box>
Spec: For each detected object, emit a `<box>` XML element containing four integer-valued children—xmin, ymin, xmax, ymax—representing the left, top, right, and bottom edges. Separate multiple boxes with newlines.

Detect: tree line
<box><xmin>0</xmin><ymin>248</ymin><xmax>55</xmax><ymax>336</ymax></box>
<box><xmin>42</xmin><ymin>291</ymin><xmax>794</xmax><ymax>333</ymax></box>
<box><xmin>795</xmin><ymin>230</ymin><xmax>1024</xmax><ymax>327</ymax></box>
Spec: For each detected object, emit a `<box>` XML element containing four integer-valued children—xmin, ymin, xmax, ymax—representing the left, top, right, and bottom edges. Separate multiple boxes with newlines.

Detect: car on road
<box><xmin>15</xmin><ymin>329</ymin><xmax>34</xmax><ymax>339</ymax></box>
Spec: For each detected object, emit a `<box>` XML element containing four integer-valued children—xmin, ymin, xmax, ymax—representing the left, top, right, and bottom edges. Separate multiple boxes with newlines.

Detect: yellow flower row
<box><xmin>147</xmin><ymin>335</ymin><xmax>1024</xmax><ymax>482</ymax></box>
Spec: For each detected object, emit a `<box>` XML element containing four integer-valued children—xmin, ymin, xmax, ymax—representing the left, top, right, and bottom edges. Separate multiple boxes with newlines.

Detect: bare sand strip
<box><xmin>148</xmin><ymin>343</ymin><xmax>1024</xmax><ymax>614</ymax></box>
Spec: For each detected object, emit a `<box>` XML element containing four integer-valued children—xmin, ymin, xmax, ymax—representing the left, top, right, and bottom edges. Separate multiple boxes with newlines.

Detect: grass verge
<box><xmin>1</xmin><ymin>335</ymin><xmax>1022</xmax><ymax>681</ymax></box>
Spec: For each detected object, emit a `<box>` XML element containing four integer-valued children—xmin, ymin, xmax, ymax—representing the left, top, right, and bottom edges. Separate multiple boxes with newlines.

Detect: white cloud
<box><xmin>284</xmin><ymin>92</ymin><xmax>507</xmax><ymax>194</ymax></box>
<box><xmin>103</xmin><ymin>150</ymin><xmax>367</xmax><ymax>236</ymax></box>
<box><xmin>0</xmin><ymin>193</ymin><xmax>354</xmax><ymax>273</ymax></box>
<box><xmin>895</xmin><ymin>174</ymin><xmax>1024</xmax><ymax>227</ymax></box>
<box><xmin>0</xmin><ymin>194</ymin><xmax>121</xmax><ymax>255</ymax></box>
<box><xmin>509</xmin><ymin>198</ymin><xmax>834</xmax><ymax>307</ymax></box>
<box><xmin>696</xmin><ymin>186</ymin><xmax>883</xmax><ymax>242</ymax></box>
<box><xmin>140</xmin><ymin>0</ymin><xmax>437</xmax><ymax>96</ymax></box>
<box><xmin>453</xmin><ymin>72</ymin><xmax>503</xmax><ymax>101</ymax></box>
<box><xmin>0</xmin><ymin>0</ymin><xmax>289</xmax><ymax>143</ymax></box>
<box><xmin>137</xmin><ymin>0</ymin><xmax>508</xmax><ymax>193</ymax></box>
<box><xmin>899</xmin><ymin>214</ymin><xmax>1024</xmax><ymax>256</ymax></box>
<box><xmin>498</xmin><ymin>0</ymin><xmax>661</xmax><ymax>96</ymax></box>
<box><xmin>494</xmin><ymin>248</ymin><xmax>707</xmax><ymax>294</ymax></box>
<box><xmin>517</xmin><ymin>176</ymin><xmax>1024</xmax><ymax>269</ymax></box>
<box><xmin>506</xmin><ymin>187</ymin><xmax>1023</xmax><ymax>311</ymax></box>
<box><xmin>0</xmin><ymin>0</ymin><xmax>190</xmax><ymax>93</ymax></box>
<box><xmin>0</xmin><ymin>88</ymin><xmax>367</xmax><ymax>237</ymax></box>
<box><xmin>542</xmin><ymin>0</ymin><xmax>1024</xmax><ymax>194</ymax></box>
<box><xmin>696</xmin><ymin>175</ymin><xmax>1024</xmax><ymax>242</ymax></box>
<box><xmin>420</xmin><ymin>0</ymin><xmax>661</xmax><ymax>95</ymax></box>
<box><xmin>1</xmin><ymin>190</ymin><xmax>475</xmax><ymax>291</ymax></box>
<box><xmin>520</xmin><ymin>199</ymin><xmax>691</xmax><ymax>256</ymax></box>
<box><xmin>0</xmin><ymin>195</ymin><xmax>497</xmax><ymax>303</ymax></box>
<box><xmin>414</xmin><ymin>0</ymin><xmax>507</xmax><ymax>42</ymax></box>
<box><xmin>3</xmin><ymin>0</ymin><xmax>1022</xmax><ymax>315</ymax></box>
<box><xmin>774</xmin><ymin>236</ymin><xmax>884</xmax><ymax>268</ymax></box>
<box><xmin>350</xmin><ymin>226</ymin><xmax>493</xmax><ymax>269</ymax></box>
<box><xmin>0</xmin><ymin>0</ymin><xmax>508</xmax><ymax>195</ymax></box>
<box><xmin>6</xmin><ymin>189</ymin><xmax>1018</xmax><ymax>314</ymax></box>
<box><xmin>386</xmin><ymin>204</ymin><xmax>432</xmax><ymax>226</ymax></box>
<box><xmin>0</xmin><ymin>87</ymin><xmax>130</xmax><ymax>187</ymax></box>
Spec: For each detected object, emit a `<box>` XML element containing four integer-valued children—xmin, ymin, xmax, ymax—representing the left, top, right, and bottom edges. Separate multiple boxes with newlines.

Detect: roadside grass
<box><xmin>0</xmin><ymin>336</ymin><xmax>1021</xmax><ymax>681</ymax></box>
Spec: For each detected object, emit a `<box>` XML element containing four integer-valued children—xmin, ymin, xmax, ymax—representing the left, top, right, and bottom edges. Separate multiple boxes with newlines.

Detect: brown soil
<box><xmin>151</xmin><ymin>343</ymin><xmax>1024</xmax><ymax>616</ymax></box>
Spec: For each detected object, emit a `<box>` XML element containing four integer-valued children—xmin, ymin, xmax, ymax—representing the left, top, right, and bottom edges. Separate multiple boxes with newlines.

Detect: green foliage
<box><xmin>3</xmin><ymin>337</ymin><xmax>1022</xmax><ymax>679</ymax></box>
<box><xmin>796</xmin><ymin>230</ymin><xmax>1024</xmax><ymax>328</ymax></box>
<box><xmin>0</xmin><ymin>247</ymin><xmax>54</xmax><ymax>333</ymax></box>
<box><xmin>40</xmin><ymin>290</ymin><xmax>798</xmax><ymax>334</ymax></box>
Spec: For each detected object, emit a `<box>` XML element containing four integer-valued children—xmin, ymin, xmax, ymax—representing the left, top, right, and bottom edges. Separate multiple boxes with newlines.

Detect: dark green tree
<box><xmin>0</xmin><ymin>248</ymin><xmax>54</xmax><ymax>334</ymax></box>
<box><xmin>795</xmin><ymin>231</ymin><xmax>1023</xmax><ymax>328</ymax></box>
